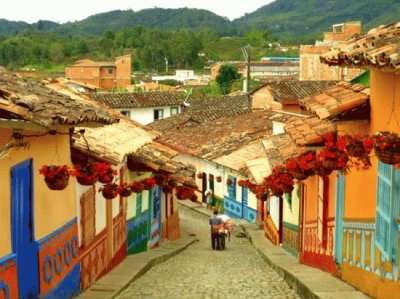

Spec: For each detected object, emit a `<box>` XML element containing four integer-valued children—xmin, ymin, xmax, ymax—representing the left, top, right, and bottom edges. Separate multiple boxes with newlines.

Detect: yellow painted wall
<box><xmin>0</xmin><ymin>129</ymin><xmax>76</xmax><ymax>257</ymax></box>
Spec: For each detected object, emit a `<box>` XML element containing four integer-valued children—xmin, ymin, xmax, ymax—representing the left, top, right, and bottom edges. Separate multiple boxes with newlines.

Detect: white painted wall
<box><xmin>269</xmin><ymin>195</ymin><xmax>280</xmax><ymax>230</ymax></box>
<box><xmin>283</xmin><ymin>183</ymin><xmax>300</xmax><ymax>226</ymax></box>
<box><xmin>118</xmin><ymin>105</ymin><xmax>181</xmax><ymax>125</ymax></box>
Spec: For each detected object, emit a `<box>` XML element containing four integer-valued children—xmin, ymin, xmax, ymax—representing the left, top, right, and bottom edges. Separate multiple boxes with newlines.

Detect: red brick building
<box><xmin>300</xmin><ymin>22</ymin><xmax>364</xmax><ymax>81</ymax></box>
<box><xmin>65</xmin><ymin>54</ymin><xmax>131</xmax><ymax>90</ymax></box>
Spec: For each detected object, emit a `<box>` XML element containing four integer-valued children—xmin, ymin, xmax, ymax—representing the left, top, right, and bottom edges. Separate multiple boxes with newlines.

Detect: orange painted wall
<box><xmin>304</xmin><ymin>175</ymin><xmax>319</xmax><ymax>221</ymax></box>
<box><xmin>65</xmin><ymin>66</ymin><xmax>101</xmax><ymax>87</ymax></box>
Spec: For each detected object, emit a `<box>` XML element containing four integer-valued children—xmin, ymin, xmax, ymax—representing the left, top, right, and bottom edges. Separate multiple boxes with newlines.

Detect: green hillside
<box><xmin>234</xmin><ymin>0</ymin><xmax>400</xmax><ymax>41</ymax></box>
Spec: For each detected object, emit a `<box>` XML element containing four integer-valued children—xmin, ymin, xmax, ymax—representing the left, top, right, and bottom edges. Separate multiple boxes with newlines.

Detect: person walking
<box><xmin>209</xmin><ymin>210</ymin><xmax>223</xmax><ymax>250</ymax></box>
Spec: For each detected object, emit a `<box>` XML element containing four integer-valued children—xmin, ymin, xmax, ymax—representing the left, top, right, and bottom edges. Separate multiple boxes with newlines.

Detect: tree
<box><xmin>215</xmin><ymin>64</ymin><xmax>241</xmax><ymax>95</ymax></box>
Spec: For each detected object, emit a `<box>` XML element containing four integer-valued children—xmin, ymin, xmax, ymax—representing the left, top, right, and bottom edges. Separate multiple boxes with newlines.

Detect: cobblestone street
<box><xmin>116</xmin><ymin>205</ymin><xmax>300</xmax><ymax>299</ymax></box>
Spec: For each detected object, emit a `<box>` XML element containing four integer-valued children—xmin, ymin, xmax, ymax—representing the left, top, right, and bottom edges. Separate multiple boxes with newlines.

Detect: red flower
<box><xmin>142</xmin><ymin>177</ymin><xmax>157</xmax><ymax>190</ymax></box>
<box><xmin>226</xmin><ymin>178</ymin><xmax>233</xmax><ymax>185</ymax></box>
<box><xmin>39</xmin><ymin>165</ymin><xmax>71</xmax><ymax>180</ymax></box>
<box><xmin>99</xmin><ymin>183</ymin><xmax>119</xmax><ymax>199</ymax></box>
<box><xmin>176</xmin><ymin>186</ymin><xmax>195</xmax><ymax>200</ymax></box>
<box><xmin>130</xmin><ymin>180</ymin><xmax>145</xmax><ymax>193</ymax></box>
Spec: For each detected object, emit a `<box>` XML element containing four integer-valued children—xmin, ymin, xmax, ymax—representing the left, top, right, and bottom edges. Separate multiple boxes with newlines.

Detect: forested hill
<box><xmin>0</xmin><ymin>8</ymin><xmax>232</xmax><ymax>37</ymax></box>
<box><xmin>1</xmin><ymin>1</ymin><xmax>399</xmax><ymax>39</ymax></box>
<box><xmin>234</xmin><ymin>0</ymin><xmax>400</xmax><ymax>41</ymax></box>
<box><xmin>56</xmin><ymin>8</ymin><xmax>232</xmax><ymax>35</ymax></box>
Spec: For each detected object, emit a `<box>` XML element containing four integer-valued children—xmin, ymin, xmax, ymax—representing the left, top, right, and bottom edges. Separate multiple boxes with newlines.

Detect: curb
<box><xmin>78</xmin><ymin>236</ymin><xmax>199</xmax><ymax>299</ymax></box>
<box><xmin>240</xmin><ymin>225</ymin><xmax>317</xmax><ymax>299</ymax></box>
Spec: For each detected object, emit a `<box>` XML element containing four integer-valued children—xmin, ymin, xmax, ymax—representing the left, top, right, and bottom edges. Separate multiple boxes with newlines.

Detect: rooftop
<box><xmin>320</xmin><ymin>22</ymin><xmax>400</xmax><ymax>71</ymax></box>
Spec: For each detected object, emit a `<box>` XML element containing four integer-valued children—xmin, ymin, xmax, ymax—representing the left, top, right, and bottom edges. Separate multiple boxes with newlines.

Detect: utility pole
<box><xmin>246</xmin><ymin>44</ymin><xmax>251</xmax><ymax>102</ymax></box>
<box><xmin>241</xmin><ymin>44</ymin><xmax>251</xmax><ymax>105</ymax></box>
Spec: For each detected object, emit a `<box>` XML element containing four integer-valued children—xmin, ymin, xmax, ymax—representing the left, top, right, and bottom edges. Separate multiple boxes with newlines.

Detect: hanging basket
<box><xmin>346</xmin><ymin>141</ymin><xmax>368</xmax><ymax>157</ymax></box>
<box><xmin>102</xmin><ymin>189</ymin><xmax>118</xmax><ymax>199</ymax></box>
<box><xmin>45</xmin><ymin>175</ymin><xmax>70</xmax><ymax>191</ymax></box>
<box><xmin>291</xmin><ymin>169</ymin><xmax>310</xmax><ymax>181</ymax></box>
<box><xmin>77</xmin><ymin>175</ymin><xmax>98</xmax><ymax>186</ymax></box>
<box><xmin>120</xmin><ymin>188</ymin><xmax>132</xmax><ymax>197</ymax></box>
<box><xmin>374</xmin><ymin>146</ymin><xmax>400</xmax><ymax>165</ymax></box>
<box><xmin>98</xmin><ymin>174</ymin><xmax>114</xmax><ymax>184</ymax></box>
<box><xmin>314</xmin><ymin>167</ymin><xmax>332</xmax><ymax>177</ymax></box>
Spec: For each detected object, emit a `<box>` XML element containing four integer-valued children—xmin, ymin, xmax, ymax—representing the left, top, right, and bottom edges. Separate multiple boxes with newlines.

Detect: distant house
<box><xmin>251</xmin><ymin>80</ymin><xmax>338</xmax><ymax>112</ymax></box>
<box><xmin>65</xmin><ymin>54</ymin><xmax>131</xmax><ymax>90</ymax></box>
<box><xmin>88</xmin><ymin>91</ymin><xmax>183</xmax><ymax>125</ymax></box>
<box><xmin>300</xmin><ymin>22</ymin><xmax>364</xmax><ymax>81</ymax></box>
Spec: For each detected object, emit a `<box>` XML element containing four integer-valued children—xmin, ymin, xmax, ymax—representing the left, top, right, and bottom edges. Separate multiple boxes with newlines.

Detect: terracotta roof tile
<box><xmin>158</xmin><ymin>110</ymin><xmax>273</xmax><ymax>160</ymax></box>
<box><xmin>300</xmin><ymin>82</ymin><xmax>370</xmax><ymax>119</ymax></box>
<box><xmin>149</xmin><ymin>95</ymin><xmax>251</xmax><ymax>132</ymax></box>
<box><xmin>72</xmin><ymin>118</ymin><xmax>155</xmax><ymax>164</ymax></box>
<box><xmin>320</xmin><ymin>22</ymin><xmax>400</xmax><ymax>71</ymax></box>
<box><xmin>263</xmin><ymin>80</ymin><xmax>338</xmax><ymax>103</ymax></box>
<box><xmin>284</xmin><ymin>115</ymin><xmax>336</xmax><ymax>146</ymax></box>
<box><xmin>0</xmin><ymin>68</ymin><xmax>117</xmax><ymax>128</ymax></box>
<box><xmin>89</xmin><ymin>91</ymin><xmax>182</xmax><ymax>108</ymax></box>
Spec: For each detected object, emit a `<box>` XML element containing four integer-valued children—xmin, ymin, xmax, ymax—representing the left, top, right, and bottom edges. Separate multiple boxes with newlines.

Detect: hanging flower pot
<box><xmin>72</xmin><ymin>163</ymin><xmax>98</xmax><ymax>186</ymax></box>
<box><xmin>142</xmin><ymin>177</ymin><xmax>157</xmax><ymax>190</ymax></box>
<box><xmin>130</xmin><ymin>180</ymin><xmax>145</xmax><ymax>193</ymax></box>
<box><xmin>216</xmin><ymin>176</ymin><xmax>222</xmax><ymax>183</ymax></box>
<box><xmin>226</xmin><ymin>178</ymin><xmax>233</xmax><ymax>185</ymax></box>
<box><xmin>197</xmin><ymin>172</ymin><xmax>203</xmax><ymax>179</ymax></box>
<box><xmin>95</xmin><ymin>162</ymin><xmax>118</xmax><ymax>184</ymax></box>
<box><xmin>39</xmin><ymin>165</ymin><xmax>71</xmax><ymax>191</ymax></box>
<box><xmin>373</xmin><ymin>131</ymin><xmax>400</xmax><ymax>165</ymax></box>
<box><xmin>176</xmin><ymin>186</ymin><xmax>195</xmax><ymax>200</ymax></box>
<box><xmin>286</xmin><ymin>151</ymin><xmax>316</xmax><ymax>181</ymax></box>
<box><xmin>318</xmin><ymin>148</ymin><xmax>349</xmax><ymax>171</ymax></box>
<box><xmin>119</xmin><ymin>183</ymin><xmax>132</xmax><ymax>197</ymax></box>
<box><xmin>99</xmin><ymin>183</ymin><xmax>119</xmax><ymax>200</ymax></box>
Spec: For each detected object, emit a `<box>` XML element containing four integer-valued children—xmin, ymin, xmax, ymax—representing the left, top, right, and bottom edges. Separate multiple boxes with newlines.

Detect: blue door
<box><xmin>150</xmin><ymin>186</ymin><xmax>161</xmax><ymax>248</ymax></box>
<box><xmin>11</xmin><ymin>159</ymin><xmax>39</xmax><ymax>298</ymax></box>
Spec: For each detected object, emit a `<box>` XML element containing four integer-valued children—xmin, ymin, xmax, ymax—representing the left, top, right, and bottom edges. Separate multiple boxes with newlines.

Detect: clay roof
<box><xmin>320</xmin><ymin>22</ymin><xmax>400</xmax><ymax>71</ymax></box>
<box><xmin>72</xmin><ymin>118</ymin><xmax>156</xmax><ymax>164</ymax></box>
<box><xmin>300</xmin><ymin>82</ymin><xmax>370</xmax><ymax>119</ymax></box>
<box><xmin>130</xmin><ymin>142</ymin><xmax>196</xmax><ymax>186</ymax></box>
<box><xmin>284</xmin><ymin>115</ymin><xmax>336</xmax><ymax>146</ymax></box>
<box><xmin>260</xmin><ymin>80</ymin><xmax>338</xmax><ymax>103</ymax></box>
<box><xmin>0</xmin><ymin>68</ymin><xmax>117</xmax><ymax>129</ymax></box>
<box><xmin>149</xmin><ymin>95</ymin><xmax>251</xmax><ymax>132</ymax></box>
<box><xmin>88</xmin><ymin>91</ymin><xmax>182</xmax><ymax>108</ymax></box>
<box><xmin>158</xmin><ymin>110</ymin><xmax>273</xmax><ymax>160</ymax></box>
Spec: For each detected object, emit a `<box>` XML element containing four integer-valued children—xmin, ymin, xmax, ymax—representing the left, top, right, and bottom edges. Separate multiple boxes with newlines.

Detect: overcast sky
<box><xmin>1</xmin><ymin>0</ymin><xmax>274</xmax><ymax>24</ymax></box>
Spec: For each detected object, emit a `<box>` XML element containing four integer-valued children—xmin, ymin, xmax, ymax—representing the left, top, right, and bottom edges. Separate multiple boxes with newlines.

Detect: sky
<box><xmin>1</xmin><ymin>0</ymin><xmax>274</xmax><ymax>24</ymax></box>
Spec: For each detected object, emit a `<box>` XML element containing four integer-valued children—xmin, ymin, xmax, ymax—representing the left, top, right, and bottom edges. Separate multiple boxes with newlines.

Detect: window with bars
<box><xmin>375</xmin><ymin>162</ymin><xmax>399</xmax><ymax>261</ymax></box>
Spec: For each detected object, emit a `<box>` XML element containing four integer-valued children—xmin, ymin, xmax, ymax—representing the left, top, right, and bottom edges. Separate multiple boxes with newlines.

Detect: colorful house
<box><xmin>320</xmin><ymin>22</ymin><xmax>400</xmax><ymax>298</ymax></box>
<box><xmin>0</xmin><ymin>68</ymin><xmax>117</xmax><ymax>298</ymax></box>
<box><xmin>151</xmin><ymin>106</ymin><xmax>275</xmax><ymax>224</ymax></box>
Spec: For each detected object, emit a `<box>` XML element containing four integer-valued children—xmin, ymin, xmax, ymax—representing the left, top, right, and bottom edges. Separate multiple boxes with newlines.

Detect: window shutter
<box><xmin>80</xmin><ymin>186</ymin><xmax>96</xmax><ymax>247</ymax></box>
<box><xmin>376</xmin><ymin>162</ymin><xmax>394</xmax><ymax>260</ymax></box>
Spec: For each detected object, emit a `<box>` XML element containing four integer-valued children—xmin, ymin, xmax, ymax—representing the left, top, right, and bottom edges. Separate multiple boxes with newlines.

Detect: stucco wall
<box><xmin>0</xmin><ymin>129</ymin><xmax>76</xmax><ymax>257</ymax></box>
<box><xmin>122</xmin><ymin>106</ymin><xmax>180</xmax><ymax>125</ymax></box>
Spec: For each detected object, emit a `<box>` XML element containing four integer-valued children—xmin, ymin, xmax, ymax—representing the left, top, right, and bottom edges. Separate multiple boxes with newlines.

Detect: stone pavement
<box><xmin>78</xmin><ymin>200</ymin><xmax>370</xmax><ymax>299</ymax></box>
<box><xmin>179</xmin><ymin>200</ymin><xmax>370</xmax><ymax>299</ymax></box>
<box><xmin>116</xmin><ymin>204</ymin><xmax>299</xmax><ymax>299</ymax></box>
